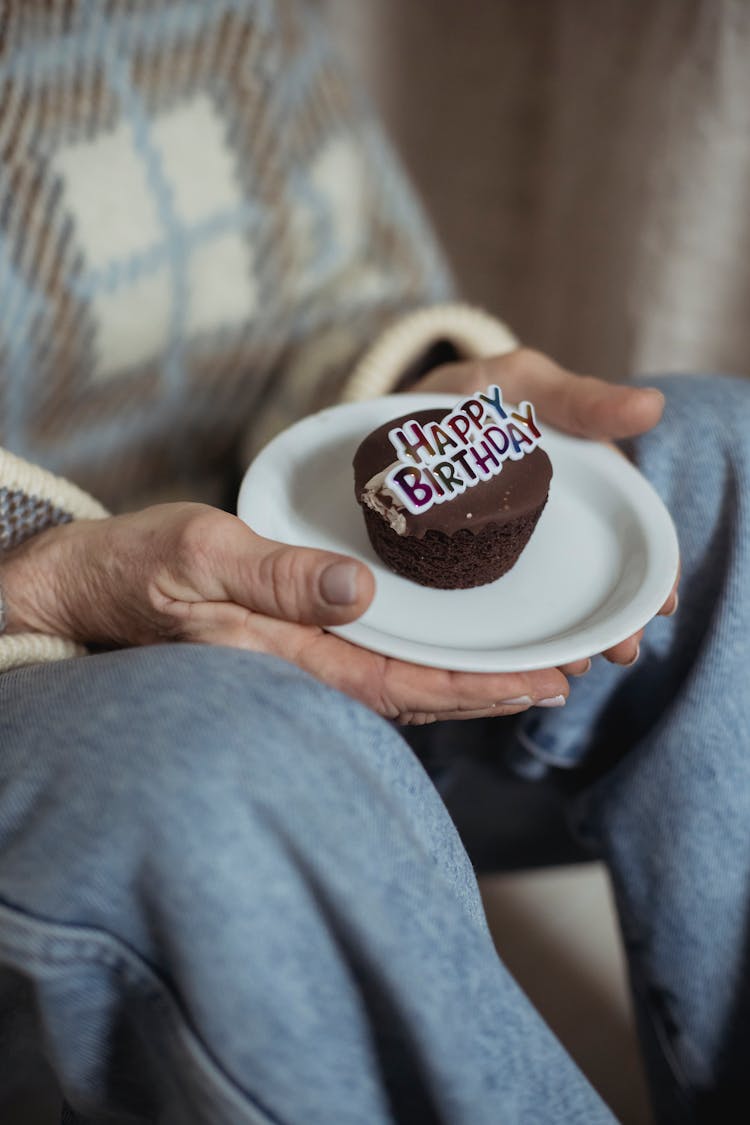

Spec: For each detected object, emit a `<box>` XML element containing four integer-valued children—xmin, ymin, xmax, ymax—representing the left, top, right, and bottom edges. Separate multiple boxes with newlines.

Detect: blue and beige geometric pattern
<box><xmin>51</xmin><ymin>94</ymin><xmax>259</xmax><ymax>384</ymax></box>
<box><xmin>0</xmin><ymin>0</ymin><xmax>452</xmax><ymax>514</ymax></box>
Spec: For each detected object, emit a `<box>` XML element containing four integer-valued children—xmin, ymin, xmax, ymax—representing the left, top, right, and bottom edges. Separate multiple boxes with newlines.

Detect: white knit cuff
<box><xmin>0</xmin><ymin>633</ymin><xmax>87</xmax><ymax>673</ymax></box>
<box><xmin>340</xmin><ymin>303</ymin><xmax>519</xmax><ymax>403</ymax></box>
<box><xmin>0</xmin><ymin>447</ymin><xmax>109</xmax><ymax>673</ymax></box>
<box><xmin>0</xmin><ymin>447</ymin><xmax>110</xmax><ymax>523</ymax></box>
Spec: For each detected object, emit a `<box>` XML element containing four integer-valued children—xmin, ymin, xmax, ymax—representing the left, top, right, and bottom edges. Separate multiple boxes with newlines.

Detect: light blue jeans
<box><xmin>0</xmin><ymin>374</ymin><xmax>748</xmax><ymax>1124</ymax></box>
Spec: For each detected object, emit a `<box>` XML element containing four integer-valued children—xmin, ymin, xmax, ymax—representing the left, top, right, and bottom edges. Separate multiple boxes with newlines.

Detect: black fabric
<box><xmin>403</xmin><ymin>716</ymin><xmax>597</xmax><ymax>872</ymax></box>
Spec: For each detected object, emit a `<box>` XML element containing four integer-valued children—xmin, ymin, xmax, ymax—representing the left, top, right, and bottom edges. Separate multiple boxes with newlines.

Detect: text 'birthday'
<box><xmin>386</xmin><ymin>385</ymin><xmax>542</xmax><ymax>515</ymax></box>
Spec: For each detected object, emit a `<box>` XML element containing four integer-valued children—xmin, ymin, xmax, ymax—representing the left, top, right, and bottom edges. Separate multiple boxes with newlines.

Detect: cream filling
<box><xmin>361</xmin><ymin>462</ymin><xmax>408</xmax><ymax>536</ymax></box>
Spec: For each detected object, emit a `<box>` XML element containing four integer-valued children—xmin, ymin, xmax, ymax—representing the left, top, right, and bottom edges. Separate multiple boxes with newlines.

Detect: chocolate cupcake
<box><xmin>353</xmin><ymin>396</ymin><xmax>552</xmax><ymax>589</ymax></box>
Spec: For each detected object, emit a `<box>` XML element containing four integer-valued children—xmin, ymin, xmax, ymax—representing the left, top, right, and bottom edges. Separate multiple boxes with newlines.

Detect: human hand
<box><xmin>0</xmin><ymin>502</ymin><xmax>572</xmax><ymax>723</ymax></box>
<box><xmin>412</xmin><ymin>347</ymin><xmax>680</xmax><ymax>666</ymax></box>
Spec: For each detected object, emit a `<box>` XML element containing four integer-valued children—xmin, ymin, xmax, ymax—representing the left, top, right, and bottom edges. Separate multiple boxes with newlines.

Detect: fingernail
<box><xmin>624</xmin><ymin>643</ymin><xmax>640</xmax><ymax>667</ymax></box>
<box><xmin>320</xmin><ymin>561</ymin><xmax>360</xmax><ymax>605</ymax></box>
<box><xmin>664</xmin><ymin>593</ymin><xmax>679</xmax><ymax>617</ymax></box>
<box><xmin>536</xmin><ymin>694</ymin><xmax>566</xmax><ymax>708</ymax></box>
<box><xmin>573</xmin><ymin>659</ymin><xmax>592</xmax><ymax>677</ymax></box>
<box><xmin>499</xmin><ymin>695</ymin><xmax>533</xmax><ymax>706</ymax></box>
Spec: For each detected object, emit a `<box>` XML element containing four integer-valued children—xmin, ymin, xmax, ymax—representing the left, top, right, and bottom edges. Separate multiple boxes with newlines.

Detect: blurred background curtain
<box><xmin>325</xmin><ymin>0</ymin><xmax>750</xmax><ymax>381</ymax></box>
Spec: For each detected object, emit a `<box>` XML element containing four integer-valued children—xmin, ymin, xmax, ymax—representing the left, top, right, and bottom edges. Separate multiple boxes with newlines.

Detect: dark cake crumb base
<box><xmin>361</xmin><ymin>501</ymin><xmax>548</xmax><ymax>589</ymax></box>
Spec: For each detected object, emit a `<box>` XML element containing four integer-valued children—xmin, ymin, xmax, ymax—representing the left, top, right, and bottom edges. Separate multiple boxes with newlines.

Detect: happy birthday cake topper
<box><xmin>385</xmin><ymin>385</ymin><xmax>542</xmax><ymax>515</ymax></box>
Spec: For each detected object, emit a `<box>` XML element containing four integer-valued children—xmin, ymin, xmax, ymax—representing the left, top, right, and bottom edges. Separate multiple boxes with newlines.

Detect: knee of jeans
<box><xmin>3</xmin><ymin>646</ymin><xmax>419</xmax><ymax>947</ymax></box>
<box><xmin>78</xmin><ymin>644</ymin><xmax>385</xmax><ymax>823</ymax></box>
<box><xmin>22</xmin><ymin>646</ymin><xmax>380</xmax><ymax>907</ymax></box>
<box><xmin>84</xmin><ymin>647</ymin><xmax>411</xmax><ymax>929</ymax></box>
<box><xmin>93</xmin><ymin>642</ymin><xmax>358</xmax><ymax>760</ymax></box>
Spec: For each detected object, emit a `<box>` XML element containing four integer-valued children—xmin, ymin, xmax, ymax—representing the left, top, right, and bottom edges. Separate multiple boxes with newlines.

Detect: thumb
<box><xmin>496</xmin><ymin>351</ymin><xmax>666</xmax><ymax>441</ymax></box>
<box><xmin>221</xmin><ymin>531</ymin><xmax>376</xmax><ymax>627</ymax></box>
<box><xmin>541</xmin><ymin>374</ymin><xmax>666</xmax><ymax>441</ymax></box>
<box><xmin>419</xmin><ymin>351</ymin><xmax>666</xmax><ymax>441</ymax></box>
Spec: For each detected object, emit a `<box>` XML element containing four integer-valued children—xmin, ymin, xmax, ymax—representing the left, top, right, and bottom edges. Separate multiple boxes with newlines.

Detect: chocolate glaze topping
<box><xmin>353</xmin><ymin>407</ymin><xmax>552</xmax><ymax>539</ymax></box>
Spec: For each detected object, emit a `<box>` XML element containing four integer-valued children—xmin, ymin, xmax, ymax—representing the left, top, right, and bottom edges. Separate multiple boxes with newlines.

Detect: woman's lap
<box><xmin>1</xmin><ymin>371</ymin><xmax>749</xmax><ymax>1123</ymax></box>
<box><xmin>0</xmin><ymin>644</ymin><xmax>611</xmax><ymax>1124</ymax></box>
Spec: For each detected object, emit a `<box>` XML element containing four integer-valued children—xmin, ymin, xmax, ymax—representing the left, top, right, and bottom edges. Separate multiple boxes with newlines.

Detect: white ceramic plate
<box><xmin>237</xmin><ymin>394</ymin><xmax>679</xmax><ymax>672</ymax></box>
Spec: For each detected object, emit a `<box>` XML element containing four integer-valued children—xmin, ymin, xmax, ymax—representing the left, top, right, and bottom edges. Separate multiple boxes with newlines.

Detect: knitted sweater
<box><xmin>0</xmin><ymin>0</ymin><xmax>518</xmax><ymax>672</ymax></box>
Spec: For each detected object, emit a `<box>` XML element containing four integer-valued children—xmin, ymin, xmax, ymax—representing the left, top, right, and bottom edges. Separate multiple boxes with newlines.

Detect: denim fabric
<box><xmin>510</xmin><ymin>373</ymin><xmax>750</xmax><ymax>1122</ymax></box>
<box><xmin>0</xmin><ymin>372</ymin><xmax>748</xmax><ymax>1123</ymax></box>
<box><xmin>0</xmin><ymin>645</ymin><xmax>611</xmax><ymax>1125</ymax></box>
